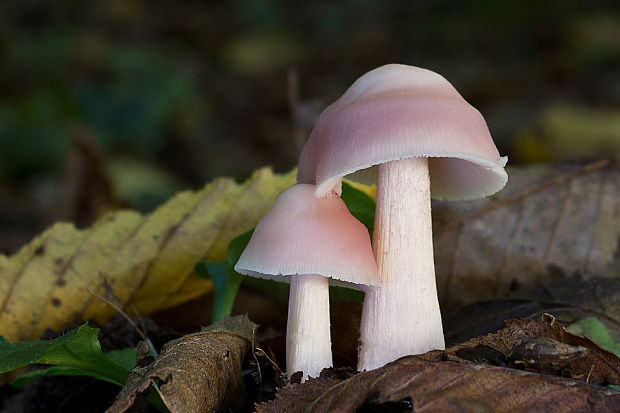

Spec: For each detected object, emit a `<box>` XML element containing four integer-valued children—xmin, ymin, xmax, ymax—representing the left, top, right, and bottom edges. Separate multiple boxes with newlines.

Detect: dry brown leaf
<box><xmin>449</xmin><ymin>314</ymin><xmax>620</xmax><ymax>386</ymax></box>
<box><xmin>0</xmin><ymin>168</ymin><xmax>296</xmax><ymax>341</ymax></box>
<box><xmin>258</xmin><ymin>357</ymin><xmax>620</xmax><ymax>413</ymax></box>
<box><xmin>330</xmin><ymin>297</ymin><xmax>620</xmax><ymax>384</ymax></box>
<box><xmin>107</xmin><ymin>315</ymin><xmax>256</xmax><ymax>413</ymax></box>
<box><xmin>259</xmin><ymin>314</ymin><xmax>620</xmax><ymax>412</ymax></box>
<box><xmin>434</xmin><ymin>159</ymin><xmax>620</xmax><ymax>309</ymax></box>
<box><xmin>335</xmin><ymin>358</ymin><xmax>616</xmax><ymax>412</ymax></box>
<box><xmin>256</xmin><ymin>377</ymin><xmax>342</xmax><ymax>413</ymax></box>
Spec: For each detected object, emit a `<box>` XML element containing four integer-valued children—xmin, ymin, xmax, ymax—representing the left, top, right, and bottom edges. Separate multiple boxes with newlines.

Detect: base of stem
<box><xmin>287</xmin><ymin>274</ymin><xmax>332</xmax><ymax>380</ymax></box>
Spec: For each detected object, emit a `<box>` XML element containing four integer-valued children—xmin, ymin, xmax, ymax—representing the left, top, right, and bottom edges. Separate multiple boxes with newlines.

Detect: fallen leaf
<box><xmin>0</xmin><ymin>168</ymin><xmax>296</xmax><ymax>341</ymax></box>
<box><xmin>259</xmin><ymin>314</ymin><xmax>620</xmax><ymax>412</ymax></box>
<box><xmin>258</xmin><ymin>356</ymin><xmax>620</xmax><ymax>413</ymax></box>
<box><xmin>330</xmin><ymin>290</ymin><xmax>620</xmax><ymax>385</ymax></box>
<box><xmin>434</xmin><ymin>159</ymin><xmax>620</xmax><ymax>309</ymax></box>
<box><xmin>107</xmin><ymin>315</ymin><xmax>256</xmax><ymax>413</ymax></box>
<box><xmin>568</xmin><ymin>317</ymin><xmax>620</xmax><ymax>357</ymax></box>
<box><xmin>256</xmin><ymin>377</ymin><xmax>341</xmax><ymax>413</ymax></box>
<box><xmin>449</xmin><ymin>314</ymin><xmax>620</xmax><ymax>386</ymax></box>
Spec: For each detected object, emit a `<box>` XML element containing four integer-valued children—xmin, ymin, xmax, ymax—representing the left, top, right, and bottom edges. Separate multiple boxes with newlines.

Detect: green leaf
<box><xmin>341</xmin><ymin>181</ymin><xmax>375</xmax><ymax>237</ymax></box>
<box><xmin>567</xmin><ymin>317</ymin><xmax>620</xmax><ymax>357</ymax></box>
<box><xmin>105</xmin><ymin>347</ymin><xmax>140</xmax><ymax>371</ymax></box>
<box><xmin>195</xmin><ymin>261</ymin><xmax>244</xmax><ymax>322</ymax></box>
<box><xmin>11</xmin><ymin>365</ymin><xmax>114</xmax><ymax>388</ymax></box>
<box><xmin>227</xmin><ymin>228</ymin><xmax>254</xmax><ymax>265</ymax></box>
<box><xmin>10</xmin><ymin>347</ymin><xmax>137</xmax><ymax>388</ymax></box>
<box><xmin>193</xmin><ymin>228</ymin><xmax>254</xmax><ymax>322</ymax></box>
<box><xmin>0</xmin><ymin>324</ymin><xmax>130</xmax><ymax>387</ymax></box>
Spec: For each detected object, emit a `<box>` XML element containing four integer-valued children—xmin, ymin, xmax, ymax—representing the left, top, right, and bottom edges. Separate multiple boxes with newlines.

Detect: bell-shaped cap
<box><xmin>234</xmin><ymin>184</ymin><xmax>379</xmax><ymax>288</ymax></box>
<box><xmin>297</xmin><ymin>64</ymin><xmax>508</xmax><ymax>200</ymax></box>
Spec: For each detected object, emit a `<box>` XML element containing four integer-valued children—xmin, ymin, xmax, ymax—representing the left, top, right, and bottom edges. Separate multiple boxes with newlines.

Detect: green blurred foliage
<box><xmin>0</xmin><ymin>0</ymin><xmax>619</xmax><ymax>194</ymax></box>
<box><xmin>567</xmin><ymin>15</ymin><xmax>620</xmax><ymax>69</ymax></box>
<box><xmin>0</xmin><ymin>29</ymin><xmax>201</xmax><ymax>182</ymax></box>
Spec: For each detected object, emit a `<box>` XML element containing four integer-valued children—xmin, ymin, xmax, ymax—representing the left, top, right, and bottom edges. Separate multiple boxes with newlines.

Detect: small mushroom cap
<box><xmin>297</xmin><ymin>64</ymin><xmax>508</xmax><ymax>199</ymax></box>
<box><xmin>234</xmin><ymin>184</ymin><xmax>379</xmax><ymax>288</ymax></box>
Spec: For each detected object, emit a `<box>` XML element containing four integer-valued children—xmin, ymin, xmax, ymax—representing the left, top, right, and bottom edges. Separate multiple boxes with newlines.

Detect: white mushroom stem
<box><xmin>287</xmin><ymin>274</ymin><xmax>332</xmax><ymax>380</ymax></box>
<box><xmin>358</xmin><ymin>157</ymin><xmax>445</xmax><ymax>371</ymax></box>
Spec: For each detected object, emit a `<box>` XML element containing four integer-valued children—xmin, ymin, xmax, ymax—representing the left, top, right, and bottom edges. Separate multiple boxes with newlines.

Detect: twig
<box><xmin>250</xmin><ymin>327</ymin><xmax>262</xmax><ymax>402</ymax></box>
<box><xmin>254</xmin><ymin>347</ymin><xmax>282</xmax><ymax>374</ymax></box>
<box><xmin>86</xmin><ymin>287</ymin><xmax>158</xmax><ymax>356</ymax></box>
<box><xmin>586</xmin><ymin>364</ymin><xmax>595</xmax><ymax>383</ymax></box>
<box><xmin>127</xmin><ymin>303</ymin><xmax>160</xmax><ymax>356</ymax></box>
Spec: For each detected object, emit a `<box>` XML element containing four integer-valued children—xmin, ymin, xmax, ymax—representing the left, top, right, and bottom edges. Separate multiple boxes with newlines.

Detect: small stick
<box><xmin>86</xmin><ymin>287</ymin><xmax>158</xmax><ymax>356</ymax></box>
<box><xmin>250</xmin><ymin>327</ymin><xmax>262</xmax><ymax>402</ymax></box>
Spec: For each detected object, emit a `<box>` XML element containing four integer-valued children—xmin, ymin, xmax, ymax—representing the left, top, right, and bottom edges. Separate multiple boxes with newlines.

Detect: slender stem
<box><xmin>358</xmin><ymin>157</ymin><xmax>444</xmax><ymax>371</ymax></box>
<box><xmin>287</xmin><ymin>274</ymin><xmax>332</xmax><ymax>380</ymax></box>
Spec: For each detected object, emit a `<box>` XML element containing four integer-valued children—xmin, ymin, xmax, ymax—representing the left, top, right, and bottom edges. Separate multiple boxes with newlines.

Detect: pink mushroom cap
<box><xmin>297</xmin><ymin>64</ymin><xmax>508</xmax><ymax>199</ymax></box>
<box><xmin>234</xmin><ymin>184</ymin><xmax>379</xmax><ymax>288</ymax></box>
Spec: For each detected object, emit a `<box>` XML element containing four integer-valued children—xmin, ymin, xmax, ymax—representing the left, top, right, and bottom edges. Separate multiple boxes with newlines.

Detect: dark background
<box><xmin>1</xmin><ymin>0</ymin><xmax>619</xmax><ymax>253</ymax></box>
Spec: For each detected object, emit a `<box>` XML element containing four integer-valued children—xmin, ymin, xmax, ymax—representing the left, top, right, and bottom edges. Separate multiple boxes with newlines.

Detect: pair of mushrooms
<box><xmin>235</xmin><ymin>64</ymin><xmax>508</xmax><ymax>380</ymax></box>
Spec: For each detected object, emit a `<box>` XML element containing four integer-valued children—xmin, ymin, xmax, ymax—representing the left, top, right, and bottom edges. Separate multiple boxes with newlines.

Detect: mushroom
<box><xmin>297</xmin><ymin>64</ymin><xmax>508</xmax><ymax>371</ymax></box>
<box><xmin>234</xmin><ymin>184</ymin><xmax>379</xmax><ymax>380</ymax></box>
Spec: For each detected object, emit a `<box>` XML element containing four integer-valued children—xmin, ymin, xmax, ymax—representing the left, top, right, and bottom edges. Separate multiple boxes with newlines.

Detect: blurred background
<box><xmin>1</xmin><ymin>0</ymin><xmax>619</xmax><ymax>254</ymax></box>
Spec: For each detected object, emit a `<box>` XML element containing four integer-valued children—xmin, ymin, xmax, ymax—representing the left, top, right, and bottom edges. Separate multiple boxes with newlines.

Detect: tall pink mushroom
<box><xmin>297</xmin><ymin>64</ymin><xmax>508</xmax><ymax>371</ymax></box>
<box><xmin>234</xmin><ymin>184</ymin><xmax>379</xmax><ymax>380</ymax></box>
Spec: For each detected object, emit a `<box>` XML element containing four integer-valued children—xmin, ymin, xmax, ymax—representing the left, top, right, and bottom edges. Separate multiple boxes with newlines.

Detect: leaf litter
<box><xmin>258</xmin><ymin>314</ymin><xmax>620</xmax><ymax>413</ymax></box>
<box><xmin>259</xmin><ymin>357</ymin><xmax>619</xmax><ymax>413</ymax></box>
<box><xmin>106</xmin><ymin>315</ymin><xmax>256</xmax><ymax>413</ymax></box>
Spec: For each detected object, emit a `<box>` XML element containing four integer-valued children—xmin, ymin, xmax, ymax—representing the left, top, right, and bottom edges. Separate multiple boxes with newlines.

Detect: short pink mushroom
<box><xmin>297</xmin><ymin>64</ymin><xmax>508</xmax><ymax>371</ymax></box>
<box><xmin>234</xmin><ymin>184</ymin><xmax>379</xmax><ymax>380</ymax></box>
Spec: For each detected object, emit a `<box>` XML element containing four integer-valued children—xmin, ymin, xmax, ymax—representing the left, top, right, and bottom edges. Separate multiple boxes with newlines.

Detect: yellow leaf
<box><xmin>0</xmin><ymin>224</ymin><xmax>86</xmax><ymax>341</ymax></box>
<box><xmin>128</xmin><ymin>178</ymin><xmax>244</xmax><ymax>315</ymax></box>
<box><xmin>0</xmin><ymin>167</ymin><xmax>296</xmax><ymax>341</ymax></box>
<box><xmin>81</xmin><ymin>189</ymin><xmax>204</xmax><ymax>323</ymax></box>
<box><xmin>343</xmin><ymin>178</ymin><xmax>377</xmax><ymax>199</ymax></box>
<box><xmin>33</xmin><ymin>212</ymin><xmax>143</xmax><ymax>340</ymax></box>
